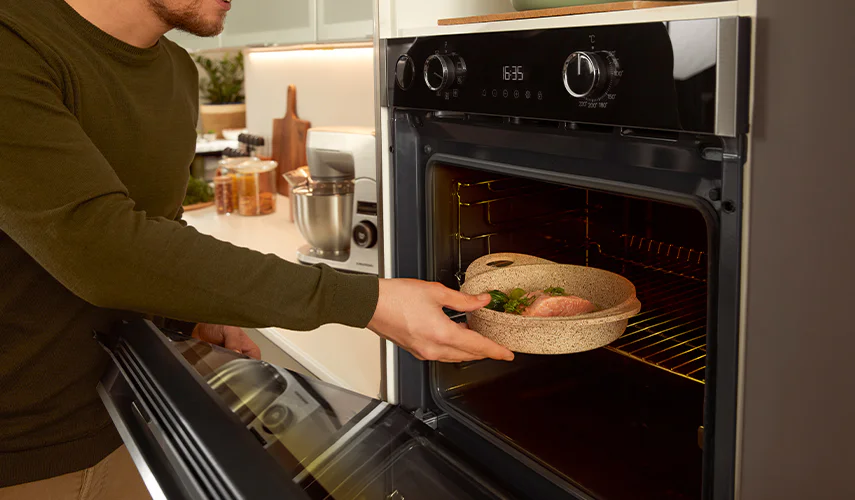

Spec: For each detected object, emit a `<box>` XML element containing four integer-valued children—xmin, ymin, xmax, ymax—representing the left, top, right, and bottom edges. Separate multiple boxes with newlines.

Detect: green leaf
<box><xmin>544</xmin><ymin>287</ymin><xmax>566</xmax><ymax>296</ymax></box>
<box><xmin>183</xmin><ymin>176</ymin><xmax>214</xmax><ymax>205</ymax></box>
<box><xmin>485</xmin><ymin>290</ymin><xmax>509</xmax><ymax>311</ymax></box>
<box><xmin>194</xmin><ymin>52</ymin><xmax>245</xmax><ymax>104</ymax></box>
<box><xmin>503</xmin><ymin>291</ymin><xmax>535</xmax><ymax>315</ymax></box>
<box><xmin>503</xmin><ymin>295</ymin><xmax>535</xmax><ymax>315</ymax></box>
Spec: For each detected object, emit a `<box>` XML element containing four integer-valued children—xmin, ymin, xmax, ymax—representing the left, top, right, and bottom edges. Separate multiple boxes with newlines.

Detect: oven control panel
<box><xmin>388</xmin><ymin>18</ymin><xmax>749</xmax><ymax>136</ymax></box>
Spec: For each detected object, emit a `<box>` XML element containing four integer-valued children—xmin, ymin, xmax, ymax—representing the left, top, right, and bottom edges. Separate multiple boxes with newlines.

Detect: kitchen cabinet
<box><xmin>317</xmin><ymin>0</ymin><xmax>374</xmax><ymax>42</ymax></box>
<box><xmin>168</xmin><ymin>0</ymin><xmax>374</xmax><ymax>51</ymax></box>
<box><xmin>220</xmin><ymin>0</ymin><xmax>316</xmax><ymax>48</ymax></box>
<box><xmin>166</xmin><ymin>30</ymin><xmax>221</xmax><ymax>51</ymax></box>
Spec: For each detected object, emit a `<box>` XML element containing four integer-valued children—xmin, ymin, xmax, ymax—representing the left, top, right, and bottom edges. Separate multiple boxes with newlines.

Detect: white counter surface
<box><xmin>195</xmin><ymin>139</ymin><xmax>239</xmax><ymax>154</ymax></box>
<box><xmin>181</xmin><ymin>195</ymin><xmax>382</xmax><ymax>398</ymax></box>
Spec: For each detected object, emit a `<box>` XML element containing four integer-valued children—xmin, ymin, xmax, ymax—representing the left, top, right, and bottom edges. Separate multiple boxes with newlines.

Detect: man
<box><xmin>0</xmin><ymin>0</ymin><xmax>514</xmax><ymax>496</ymax></box>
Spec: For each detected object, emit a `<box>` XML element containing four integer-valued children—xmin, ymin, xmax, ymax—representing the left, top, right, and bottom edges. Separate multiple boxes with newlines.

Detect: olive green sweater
<box><xmin>0</xmin><ymin>0</ymin><xmax>378</xmax><ymax>486</ymax></box>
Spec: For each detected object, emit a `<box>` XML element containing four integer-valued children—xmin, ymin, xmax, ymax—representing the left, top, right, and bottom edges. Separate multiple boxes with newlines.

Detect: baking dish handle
<box><xmin>465</xmin><ymin>253</ymin><xmax>555</xmax><ymax>279</ymax></box>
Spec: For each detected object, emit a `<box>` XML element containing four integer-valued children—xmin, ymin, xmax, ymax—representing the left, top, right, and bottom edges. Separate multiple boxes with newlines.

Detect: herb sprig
<box><xmin>483</xmin><ymin>286</ymin><xmax>567</xmax><ymax>315</ymax></box>
<box><xmin>503</xmin><ymin>288</ymin><xmax>535</xmax><ymax>314</ymax></box>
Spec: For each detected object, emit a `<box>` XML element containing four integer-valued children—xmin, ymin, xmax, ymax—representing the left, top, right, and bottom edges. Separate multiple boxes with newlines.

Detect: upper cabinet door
<box><xmin>220</xmin><ymin>0</ymin><xmax>316</xmax><ymax>49</ymax></box>
<box><xmin>166</xmin><ymin>30</ymin><xmax>221</xmax><ymax>52</ymax></box>
<box><xmin>317</xmin><ymin>0</ymin><xmax>374</xmax><ymax>42</ymax></box>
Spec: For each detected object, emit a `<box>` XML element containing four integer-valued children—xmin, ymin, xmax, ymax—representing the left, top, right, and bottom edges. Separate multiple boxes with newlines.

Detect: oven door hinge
<box><xmin>702</xmin><ymin>147</ymin><xmax>741</xmax><ymax>162</ymax></box>
<box><xmin>413</xmin><ymin>408</ymin><xmax>439</xmax><ymax>429</ymax></box>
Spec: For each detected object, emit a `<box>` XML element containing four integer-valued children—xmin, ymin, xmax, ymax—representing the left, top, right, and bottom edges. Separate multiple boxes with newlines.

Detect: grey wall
<box><xmin>740</xmin><ymin>1</ymin><xmax>855</xmax><ymax>498</ymax></box>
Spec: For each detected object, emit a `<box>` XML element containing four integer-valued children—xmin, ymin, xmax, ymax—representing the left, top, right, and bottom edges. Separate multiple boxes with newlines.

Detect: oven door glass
<box><xmin>97</xmin><ymin>320</ymin><xmax>509</xmax><ymax>500</ymax></box>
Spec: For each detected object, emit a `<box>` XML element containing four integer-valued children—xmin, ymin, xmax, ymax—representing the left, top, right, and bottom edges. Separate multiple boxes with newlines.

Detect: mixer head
<box><xmin>306</xmin><ymin>127</ymin><xmax>375</xmax><ymax>182</ymax></box>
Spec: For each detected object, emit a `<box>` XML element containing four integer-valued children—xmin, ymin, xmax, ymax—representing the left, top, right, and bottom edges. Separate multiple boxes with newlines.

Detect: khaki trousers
<box><xmin>0</xmin><ymin>445</ymin><xmax>151</xmax><ymax>500</ymax></box>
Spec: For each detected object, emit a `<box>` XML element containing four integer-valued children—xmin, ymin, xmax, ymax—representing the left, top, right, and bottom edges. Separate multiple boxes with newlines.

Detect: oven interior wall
<box><xmin>429</xmin><ymin>164</ymin><xmax>711</xmax><ymax>500</ymax></box>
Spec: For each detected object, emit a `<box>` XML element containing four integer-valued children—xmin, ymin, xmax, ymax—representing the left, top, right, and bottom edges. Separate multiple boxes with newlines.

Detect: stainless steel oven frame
<box><xmin>378</xmin><ymin>17</ymin><xmax>751</xmax><ymax>499</ymax></box>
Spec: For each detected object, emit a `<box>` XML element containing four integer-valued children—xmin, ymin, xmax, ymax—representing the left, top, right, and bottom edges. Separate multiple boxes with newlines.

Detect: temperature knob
<box><xmin>562</xmin><ymin>51</ymin><xmax>617</xmax><ymax>100</ymax></box>
<box><xmin>423</xmin><ymin>54</ymin><xmax>467</xmax><ymax>92</ymax></box>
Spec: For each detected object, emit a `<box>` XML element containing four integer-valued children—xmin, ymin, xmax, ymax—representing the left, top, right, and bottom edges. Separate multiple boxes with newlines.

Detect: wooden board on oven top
<box><xmin>438</xmin><ymin>1</ymin><xmax>713</xmax><ymax>26</ymax></box>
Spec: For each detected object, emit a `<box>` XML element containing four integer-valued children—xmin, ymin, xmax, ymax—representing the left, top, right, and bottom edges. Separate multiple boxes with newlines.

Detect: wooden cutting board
<box><xmin>271</xmin><ymin>85</ymin><xmax>311</xmax><ymax>196</ymax></box>
<box><xmin>438</xmin><ymin>1</ymin><xmax>708</xmax><ymax>25</ymax></box>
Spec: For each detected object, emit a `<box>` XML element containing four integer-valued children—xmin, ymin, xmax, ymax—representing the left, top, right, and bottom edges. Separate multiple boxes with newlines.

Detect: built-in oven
<box><xmin>383</xmin><ymin>16</ymin><xmax>750</xmax><ymax>500</ymax></box>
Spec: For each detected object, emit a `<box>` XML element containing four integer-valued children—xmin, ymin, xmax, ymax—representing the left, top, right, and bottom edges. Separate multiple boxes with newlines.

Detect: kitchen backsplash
<box><xmin>244</xmin><ymin>45</ymin><xmax>375</xmax><ymax>146</ymax></box>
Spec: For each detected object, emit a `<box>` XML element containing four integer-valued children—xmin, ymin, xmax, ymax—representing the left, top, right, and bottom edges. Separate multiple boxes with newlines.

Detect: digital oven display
<box><xmin>502</xmin><ymin>65</ymin><xmax>525</xmax><ymax>82</ymax></box>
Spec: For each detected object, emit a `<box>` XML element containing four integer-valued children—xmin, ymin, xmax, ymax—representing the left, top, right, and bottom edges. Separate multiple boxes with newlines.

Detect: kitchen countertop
<box><xmin>181</xmin><ymin>195</ymin><xmax>382</xmax><ymax>398</ymax></box>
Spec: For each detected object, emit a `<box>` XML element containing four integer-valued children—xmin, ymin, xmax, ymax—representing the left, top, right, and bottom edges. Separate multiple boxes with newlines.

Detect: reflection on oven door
<box><xmin>206</xmin><ymin>359</ymin><xmax>341</xmax><ymax>465</ymax></box>
<box><xmin>99</xmin><ymin>321</ymin><xmax>513</xmax><ymax>500</ymax></box>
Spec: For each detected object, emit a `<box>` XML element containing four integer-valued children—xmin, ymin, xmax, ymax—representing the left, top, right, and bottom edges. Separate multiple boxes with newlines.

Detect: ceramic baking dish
<box><xmin>460</xmin><ymin>253</ymin><xmax>641</xmax><ymax>354</ymax></box>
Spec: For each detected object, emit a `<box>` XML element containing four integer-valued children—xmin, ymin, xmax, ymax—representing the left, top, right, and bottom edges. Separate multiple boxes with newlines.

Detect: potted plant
<box><xmin>182</xmin><ymin>175</ymin><xmax>215</xmax><ymax>211</ymax></box>
<box><xmin>194</xmin><ymin>52</ymin><xmax>245</xmax><ymax>139</ymax></box>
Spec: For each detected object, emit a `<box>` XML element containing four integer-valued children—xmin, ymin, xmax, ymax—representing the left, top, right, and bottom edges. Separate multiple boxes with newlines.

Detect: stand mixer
<box><xmin>292</xmin><ymin>127</ymin><xmax>378</xmax><ymax>275</ymax></box>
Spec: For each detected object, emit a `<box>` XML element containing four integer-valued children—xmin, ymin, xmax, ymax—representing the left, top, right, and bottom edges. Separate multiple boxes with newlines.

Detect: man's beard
<box><xmin>148</xmin><ymin>0</ymin><xmax>226</xmax><ymax>37</ymax></box>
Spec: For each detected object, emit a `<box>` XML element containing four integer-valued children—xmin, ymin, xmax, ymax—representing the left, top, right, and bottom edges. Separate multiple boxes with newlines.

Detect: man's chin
<box><xmin>178</xmin><ymin>18</ymin><xmax>225</xmax><ymax>38</ymax></box>
<box><xmin>188</xmin><ymin>26</ymin><xmax>225</xmax><ymax>37</ymax></box>
<box><xmin>149</xmin><ymin>0</ymin><xmax>226</xmax><ymax>38</ymax></box>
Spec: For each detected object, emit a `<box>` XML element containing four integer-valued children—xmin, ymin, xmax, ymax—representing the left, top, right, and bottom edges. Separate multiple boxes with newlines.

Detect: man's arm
<box><xmin>0</xmin><ymin>28</ymin><xmax>377</xmax><ymax>331</ymax></box>
<box><xmin>0</xmin><ymin>28</ymin><xmax>513</xmax><ymax>363</ymax></box>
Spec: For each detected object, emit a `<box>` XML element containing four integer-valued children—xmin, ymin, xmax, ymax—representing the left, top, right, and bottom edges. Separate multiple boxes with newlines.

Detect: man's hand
<box><xmin>192</xmin><ymin>323</ymin><xmax>262</xmax><ymax>360</ymax></box>
<box><xmin>367</xmin><ymin>279</ymin><xmax>514</xmax><ymax>363</ymax></box>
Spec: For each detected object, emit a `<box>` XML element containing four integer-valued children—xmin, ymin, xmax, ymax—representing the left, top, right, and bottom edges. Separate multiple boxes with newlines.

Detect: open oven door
<box><xmin>96</xmin><ymin>319</ymin><xmax>512</xmax><ymax>500</ymax></box>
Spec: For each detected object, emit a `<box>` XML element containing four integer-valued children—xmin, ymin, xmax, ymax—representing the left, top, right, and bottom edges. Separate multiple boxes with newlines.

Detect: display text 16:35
<box><xmin>503</xmin><ymin>65</ymin><xmax>524</xmax><ymax>81</ymax></box>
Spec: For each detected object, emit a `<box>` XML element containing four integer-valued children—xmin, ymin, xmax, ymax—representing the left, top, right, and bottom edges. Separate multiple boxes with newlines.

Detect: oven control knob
<box><xmin>353</xmin><ymin>221</ymin><xmax>378</xmax><ymax>249</ymax></box>
<box><xmin>395</xmin><ymin>55</ymin><xmax>415</xmax><ymax>90</ymax></box>
<box><xmin>562</xmin><ymin>51</ymin><xmax>613</xmax><ymax>100</ymax></box>
<box><xmin>424</xmin><ymin>54</ymin><xmax>467</xmax><ymax>92</ymax></box>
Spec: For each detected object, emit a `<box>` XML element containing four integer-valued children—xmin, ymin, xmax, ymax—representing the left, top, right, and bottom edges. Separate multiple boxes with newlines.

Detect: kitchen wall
<box><xmin>244</xmin><ymin>45</ymin><xmax>375</xmax><ymax>144</ymax></box>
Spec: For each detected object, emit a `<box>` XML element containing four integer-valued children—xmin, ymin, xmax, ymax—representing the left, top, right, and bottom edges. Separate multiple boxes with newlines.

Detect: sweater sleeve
<box><xmin>0</xmin><ymin>28</ymin><xmax>379</xmax><ymax>331</ymax></box>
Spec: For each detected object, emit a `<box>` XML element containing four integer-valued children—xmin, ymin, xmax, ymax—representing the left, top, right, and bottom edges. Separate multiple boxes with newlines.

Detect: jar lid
<box><xmin>235</xmin><ymin>159</ymin><xmax>278</xmax><ymax>175</ymax></box>
<box><xmin>216</xmin><ymin>156</ymin><xmax>256</xmax><ymax>176</ymax></box>
<box><xmin>218</xmin><ymin>156</ymin><xmax>255</xmax><ymax>167</ymax></box>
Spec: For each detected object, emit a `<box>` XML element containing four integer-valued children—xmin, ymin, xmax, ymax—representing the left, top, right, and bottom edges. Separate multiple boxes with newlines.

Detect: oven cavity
<box><xmin>430</xmin><ymin>164</ymin><xmax>710</xmax><ymax>499</ymax></box>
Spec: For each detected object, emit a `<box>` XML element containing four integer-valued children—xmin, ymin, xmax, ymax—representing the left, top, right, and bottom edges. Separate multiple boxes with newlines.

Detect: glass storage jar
<box><xmin>234</xmin><ymin>160</ymin><xmax>278</xmax><ymax>216</ymax></box>
<box><xmin>213</xmin><ymin>157</ymin><xmax>254</xmax><ymax>215</ymax></box>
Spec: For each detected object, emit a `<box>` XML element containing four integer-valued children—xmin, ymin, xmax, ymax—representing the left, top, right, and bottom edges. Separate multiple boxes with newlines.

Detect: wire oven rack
<box><xmin>452</xmin><ymin>178</ymin><xmax>709</xmax><ymax>384</ymax></box>
<box><xmin>594</xmin><ymin>236</ymin><xmax>708</xmax><ymax>383</ymax></box>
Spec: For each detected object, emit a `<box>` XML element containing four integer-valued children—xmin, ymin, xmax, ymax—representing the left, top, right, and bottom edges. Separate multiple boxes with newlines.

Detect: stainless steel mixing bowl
<box><xmin>292</xmin><ymin>181</ymin><xmax>354</xmax><ymax>256</ymax></box>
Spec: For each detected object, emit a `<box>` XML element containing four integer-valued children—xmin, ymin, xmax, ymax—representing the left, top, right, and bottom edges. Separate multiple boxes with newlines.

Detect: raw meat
<box><xmin>520</xmin><ymin>290</ymin><xmax>598</xmax><ymax>317</ymax></box>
